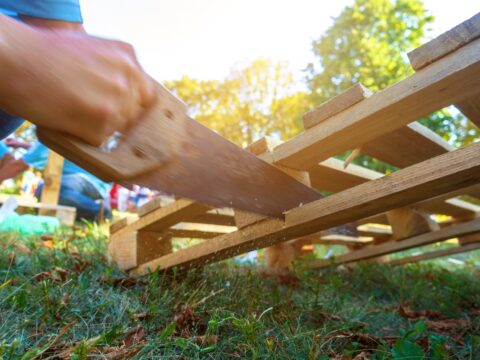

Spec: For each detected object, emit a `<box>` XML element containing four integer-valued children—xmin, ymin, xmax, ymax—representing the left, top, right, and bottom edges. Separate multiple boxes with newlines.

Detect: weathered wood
<box><xmin>38</xmin><ymin>83</ymin><xmax>188</xmax><ymax>181</ymax></box>
<box><xmin>168</xmin><ymin>229</ymin><xmax>226</xmax><ymax>239</ymax></box>
<box><xmin>388</xmin><ymin>241</ymin><xmax>480</xmax><ymax>266</ymax></box>
<box><xmin>131</xmin><ymin>142</ymin><xmax>480</xmax><ymax>275</ymax></box>
<box><xmin>303</xmin><ymin>84</ymin><xmax>372</xmax><ymax>129</ymax></box>
<box><xmin>39</xmin><ymin>151</ymin><xmax>64</xmax><ymax>215</ymax></box>
<box><xmin>272</xmin><ymin>38</ymin><xmax>480</xmax><ymax>170</ymax></box>
<box><xmin>456</xmin><ymin>93</ymin><xmax>480</xmax><ymax>128</ymax></box>
<box><xmin>110</xmin><ymin>214</ymin><xmax>139</xmax><ymax>235</ymax></box>
<box><xmin>387</xmin><ymin>207</ymin><xmax>439</xmax><ymax>240</ymax></box>
<box><xmin>361</xmin><ymin>123</ymin><xmax>453</xmax><ymax>168</ymax></box>
<box><xmin>137</xmin><ymin>197</ymin><xmax>163</xmax><ymax>217</ymax></box>
<box><xmin>108</xmin><ymin>230</ymin><xmax>173</xmax><ymax>270</ymax></box>
<box><xmin>188</xmin><ymin>212</ymin><xmax>236</xmax><ymax>226</ymax></box>
<box><xmin>137</xmin><ymin>231</ymin><xmax>172</xmax><ymax>265</ymax></box>
<box><xmin>408</xmin><ymin>13</ymin><xmax>480</xmax><ymax>71</ymax></box>
<box><xmin>312</xmin><ymin>235</ymin><xmax>373</xmax><ymax>247</ymax></box>
<box><xmin>114</xmin><ymin>199</ymin><xmax>210</xmax><ymax>236</ymax></box>
<box><xmin>458</xmin><ymin>232</ymin><xmax>480</xmax><ymax>245</ymax></box>
<box><xmin>311</xmin><ymin>218</ymin><xmax>480</xmax><ymax>268</ymax></box>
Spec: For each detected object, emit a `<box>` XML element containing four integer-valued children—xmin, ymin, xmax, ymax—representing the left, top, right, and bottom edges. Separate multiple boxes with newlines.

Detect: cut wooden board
<box><xmin>272</xmin><ymin>38</ymin><xmax>480</xmax><ymax>170</ymax></box>
<box><xmin>408</xmin><ymin>13</ymin><xmax>480</xmax><ymax>71</ymax></box>
<box><xmin>388</xmin><ymin>241</ymin><xmax>480</xmax><ymax>266</ymax></box>
<box><xmin>311</xmin><ymin>218</ymin><xmax>480</xmax><ymax>268</ymax></box>
<box><xmin>456</xmin><ymin>93</ymin><xmax>480</xmax><ymax>128</ymax></box>
<box><xmin>131</xmin><ymin>141</ymin><xmax>480</xmax><ymax>275</ymax></box>
<box><xmin>303</xmin><ymin>84</ymin><xmax>372</xmax><ymax>129</ymax></box>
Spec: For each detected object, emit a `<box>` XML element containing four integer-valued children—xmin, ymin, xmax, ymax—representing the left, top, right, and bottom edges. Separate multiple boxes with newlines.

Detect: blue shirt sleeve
<box><xmin>0</xmin><ymin>0</ymin><xmax>83</xmax><ymax>23</ymax></box>
<box><xmin>23</xmin><ymin>142</ymin><xmax>49</xmax><ymax>169</ymax></box>
<box><xmin>0</xmin><ymin>141</ymin><xmax>9</xmax><ymax>158</ymax></box>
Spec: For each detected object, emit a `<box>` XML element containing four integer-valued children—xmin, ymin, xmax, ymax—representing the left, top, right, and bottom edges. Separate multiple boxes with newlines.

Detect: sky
<box><xmin>80</xmin><ymin>0</ymin><xmax>479</xmax><ymax>82</ymax></box>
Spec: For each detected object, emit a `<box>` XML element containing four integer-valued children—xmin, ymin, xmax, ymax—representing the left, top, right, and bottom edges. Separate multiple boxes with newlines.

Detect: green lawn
<box><xmin>0</xmin><ymin>226</ymin><xmax>479</xmax><ymax>359</ymax></box>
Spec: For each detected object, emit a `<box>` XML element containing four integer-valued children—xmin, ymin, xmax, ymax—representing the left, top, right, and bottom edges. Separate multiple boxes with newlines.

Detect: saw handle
<box><xmin>37</xmin><ymin>83</ymin><xmax>188</xmax><ymax>182</ymax></box>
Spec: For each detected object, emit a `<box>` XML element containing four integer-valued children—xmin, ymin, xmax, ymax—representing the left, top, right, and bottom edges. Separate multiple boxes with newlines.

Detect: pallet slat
<box><xmin>271</xmin><ymin>38</ymin><xmax>480</xmax><ymax>170</ymax></box>
<box><xmin>131</xmin><ymin>141</ymin><xmax>480</xmax><ymax>274</ymax></box>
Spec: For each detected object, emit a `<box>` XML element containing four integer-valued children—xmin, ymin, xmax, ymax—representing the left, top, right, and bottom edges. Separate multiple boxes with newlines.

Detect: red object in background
<box><xmin>4</xmin><ymin>138</ymin><xmax>31</xmax><ymax>149</ymax></box>
<box><xmin>110</xmin><ymin>183</ymin><xmax>120</xmax><ymax>209</ymax></box>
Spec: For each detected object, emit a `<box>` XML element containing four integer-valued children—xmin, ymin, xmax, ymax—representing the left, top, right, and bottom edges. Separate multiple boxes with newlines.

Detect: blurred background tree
<box><xmin>166</xmin><ymin>59</ymin><xmax>309</xmax><ymax>147</ymax></box>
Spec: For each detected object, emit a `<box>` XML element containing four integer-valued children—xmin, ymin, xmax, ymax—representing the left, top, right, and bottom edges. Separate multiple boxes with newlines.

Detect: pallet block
<box><xmin>233</xmin><ymin>137</ymin><xmax>317</xmax><ymax>274</ymax></box>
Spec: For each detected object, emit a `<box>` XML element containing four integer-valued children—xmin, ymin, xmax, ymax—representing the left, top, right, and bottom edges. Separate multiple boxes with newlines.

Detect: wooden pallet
<box><xmin>108</xmin><ymin>14</ymin><xmax>480</xmax><ymax>275</ymax></box>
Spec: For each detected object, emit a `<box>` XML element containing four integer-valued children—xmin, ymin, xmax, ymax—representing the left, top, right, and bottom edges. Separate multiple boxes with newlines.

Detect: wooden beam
<box><xmin>387</xmin><ymin>207</ymin><xmax>439</xmax><ymax>240</ymax></box>
<box><xmin>308</xmin><ymin>157</ymin><xmax>382</xmax><ymax>193</ymax></box>
<box><xmin>168</xmin><ymin>229</ymin><xmax>227</xmax><ymax>239</ymax></box>
<box><xmin>311</xmin><ymin>218</ymin><xmax>480</xmax><ymax>268</ymax></box>
<box><xmin>408</xmin><ymin>13</ymin><xmax>480</xmax><ymax>71</ymax></box>
<box><xmin>131</xmin><ymin>142</ymin><xmax>480</xmax><ymax>275</ymax></box>
<box><xmin>271</xmin><ymin>38</ymin><xmax>480</xmax><ymax>170</ymax></box>
<box><xmin>361</xmin><ymin>123</ymin><xmax>453</xmax><ymax>168</ymax></box>
<box><xmin>188</xmin><ymin>212</ymin><xmax>236</xmax><ymax>226</ymax></box>
<box><xmin>303</xmin><ymin>84</ymin><xmax>372</xmax><ymax>129</ymax></box>
<box><xmin>39</xmin><ymin>150</ymin><xmax>64</xmax><ymax>215</ymax></box>
<box><xmin>456</xmin><ymin>93</ymin><xmax>480</xmax><ymax>128</ymax></box>
<box><xmin>114</xmin><ymin>199</ymin><xmax>210</xmax><ymax>236</ymax></box>
<box><xmin>388</xmin><ymin>241</ymin><xmax>480</xmax><ymax>266</ymax></box>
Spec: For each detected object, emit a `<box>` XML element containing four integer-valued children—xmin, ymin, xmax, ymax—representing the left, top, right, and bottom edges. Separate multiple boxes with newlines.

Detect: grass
<box><xmin>0</xmin><ymin>225</ymin><xmax>479</xmax><ymax>359</ymax></box>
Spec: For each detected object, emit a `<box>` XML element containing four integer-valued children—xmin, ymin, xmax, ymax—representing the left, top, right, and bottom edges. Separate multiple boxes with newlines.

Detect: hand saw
<box><xmin>37</xmin><ymin>83</ymin><xmax>321</xmax><ymax>217</ymax></box>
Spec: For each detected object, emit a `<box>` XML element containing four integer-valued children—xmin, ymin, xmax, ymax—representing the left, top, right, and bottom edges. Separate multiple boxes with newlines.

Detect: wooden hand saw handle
<box><xmin>37</xmin><ymin>83</ymin><xmax>188</xmax><ymax>182</ymax></box>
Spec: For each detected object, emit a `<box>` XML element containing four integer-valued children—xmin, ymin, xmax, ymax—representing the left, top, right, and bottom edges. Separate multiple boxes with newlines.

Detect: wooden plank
<box><xmin>39</xmin><ymin>150</ymin><xmax>64</xmax><ymax>215</ymax></box>
<box><xmin>361</xmin><ymin>123</ymin><xmax>453</xmax><ymax>168</ymax></box>
<box><xmin>110</xmin><ymin>214</ymin><xmax>139</xmax><ymax>234</ymax></box>
<box><xmin>458</xmin><ymin>232</ymin><xmax>480</xmax><ymax>245</ymax></box>
<box><xmin>114</xmin><ymin>199</ymin><xmax>210</xmax><ymax>236</ymax></box>
<box><xmin>312</xmin><ymin>235</ymin><xmax>373</xmax><ymax>247</ymax></box>
<box><xmin>311</xmin><ymin>218</ymin><xmax>480</xmax><ymax>268</ymax></box>
<box><xmin>309</xmin><ymin>158</ymin><xmax>382</xmax><ymax>193</ymax></box>
<box><xmin>130</xmin><ymin>142</ymin><xmax>480</xmax><ymax>275</ymax></box>
<box><xmin>168</xmin><ymin>229</ymin><xmax>226</xmax><ymax>239</ymax></box>
<box><xmin>137</xmin><ymin>231</ymin><xmax>172</xmax><ymax>265</ymax></box>
<box><xmin>137</xmin><ymin>197</ymin><xmax>163</xmax><ymax>217</ymax></box>
<box><xmin>303</xmin><ymin>84</ymin><xmax>372</xmax><ymax>129</ymax></box>
<box><xmin>387</xmin><ymin>207</ymin><xmax>438</xmax><ymax>240</ymax></box>
<box><xmin>271</xmin><ymin>38</ymin><xmax>480</xmax><ymax>170</ymax></box>
<box><xmin>188</xmin><ymin>212</ymin><xmax>236</xmax><ymax>226</ymax></box>
<box><xmin>408</xmin><ymin>13</ymin><xmax>480</xmax><ymax>71</ymax></box>
<box><xmin>456</xmin><ymin>93</ymin><xmax>480</xmax><ymax>128</ymax></box>
<box><xmin>388</xmin><ymin>241</ymin><xmax>480</xmax><ymax>266</ymax></box>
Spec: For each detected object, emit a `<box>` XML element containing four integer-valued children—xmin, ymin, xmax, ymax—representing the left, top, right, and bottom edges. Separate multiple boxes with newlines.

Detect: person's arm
<box><xmin>0</xmin><ymin>14</ymin><xmax>157</xmax><ymax>146</ymax></box>
<box><xmin>0</xmin><ymin>157</ymin><xmax>28</xmax><ymax>182</ymax></box>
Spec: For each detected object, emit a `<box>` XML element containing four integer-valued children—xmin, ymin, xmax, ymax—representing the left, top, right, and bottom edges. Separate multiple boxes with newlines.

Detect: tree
<box><xmin>307</xmin><ymin>0</ymin><xmax>433</xmax><ymax>103</ymax></box>
<box><xmin>306</xmin><ymin>0</ymin><xmax>478</xmax><ymax>170</ymax></box>
<box><xmin>166</xmin><ymin>59</ymin><xmax>310</xmax><ymax>147</ymax></box>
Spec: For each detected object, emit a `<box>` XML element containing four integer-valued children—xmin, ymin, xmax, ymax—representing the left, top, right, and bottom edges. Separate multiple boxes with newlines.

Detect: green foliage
<box><xmin>307</xmin><ymin>0</ymin><xmax>433</xmax><ymax>102</ymax></box>
<box><xmin>0</xmin><ymin>231</ymin><xmax>480</xmax><ymax>358</ymax></box>
<box><xmin>392</xmin><ymin>339</ymin><xmax>425</xmax><ymax>359</ymax></box>
<box><xmin>166</xmin><ymin>59</ymin><xmax>310</xmax><ymax>146</ymax></box>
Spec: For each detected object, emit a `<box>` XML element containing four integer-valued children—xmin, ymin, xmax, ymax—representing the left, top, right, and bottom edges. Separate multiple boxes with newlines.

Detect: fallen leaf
<box><xmin>112</xmin><ymin>277</ymin><xmax>147</xmax><ymax>289</ymax></box>
<box><xmin>174</xmin><ymin>304</ymin><xmax>199</xmax><ymax>337</ymax></box>
<box><xmin>123</xmin><ymin>324</ymin><xmax>146</xmax><ymax>348</ymax></box>
<box><xmin>193</xmin><ymin>335</ymin><xmax>218</xmax><ymax>347</ymax></box>
<box><xmin>398</xmin><ymin>304</ymin><xmax>442</xmax><ymax>320</ymax></box>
